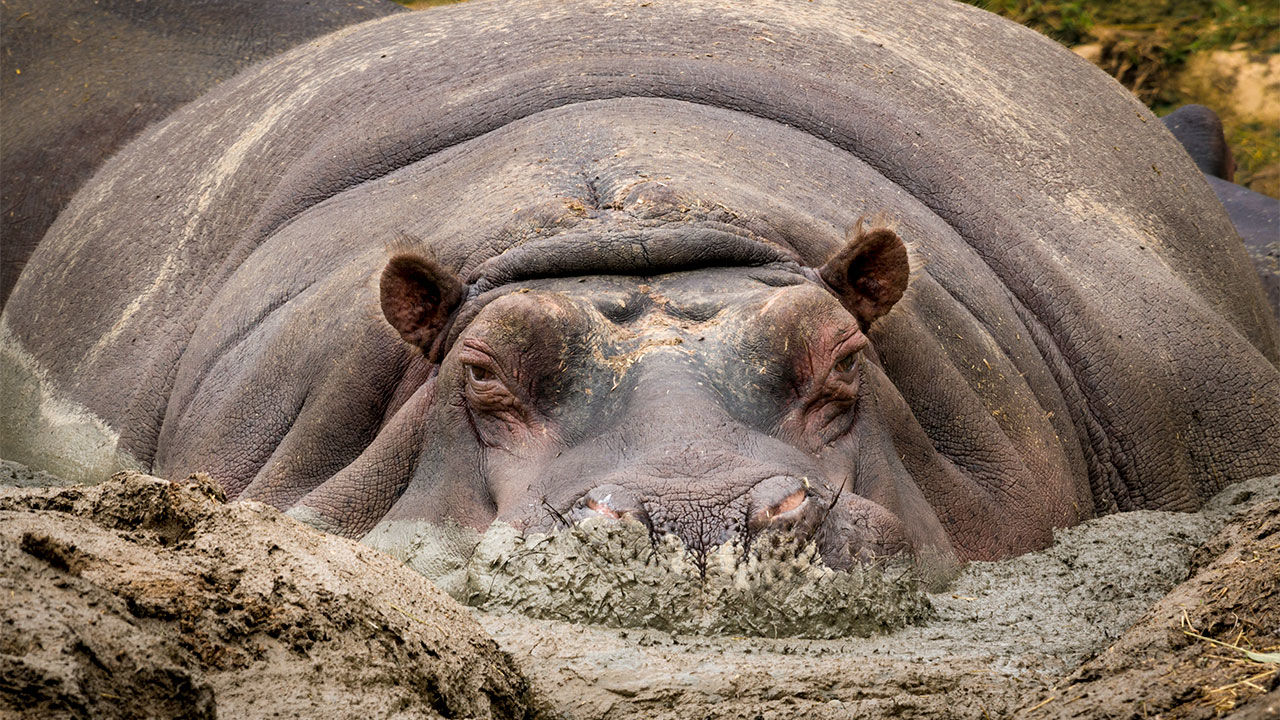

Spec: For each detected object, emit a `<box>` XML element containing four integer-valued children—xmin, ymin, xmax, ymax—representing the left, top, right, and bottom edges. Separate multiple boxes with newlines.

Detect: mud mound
<box><xmin>461</xmin><ymin>518</ymin><xmax>931</xmax><ymax>639</ymax></box>
<box><xmin>4</xmin><ymin>462</ymin><xmax>1276</xmax><ymax>719</ymax></box>
<box><xmin>478</xmin><ymin>475</ymin><xmax>1280</xmax><ymax>720</ymax></box>
<box><xmin>1020</xmin><ymin>497</ymin><xmax>1280</xmax><ymax>719</ymax></box>
<box><xmin>0</xmin><ymin>471</ymin><xmax>535</xmax><ymax>720</ymax></box>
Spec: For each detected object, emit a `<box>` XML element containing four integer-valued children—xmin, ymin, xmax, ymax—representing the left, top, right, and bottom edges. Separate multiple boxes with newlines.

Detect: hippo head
<box><xmin>372</xmin><ymin>219</ymin><xmax>957</xmax><ymax>574</ymax></box>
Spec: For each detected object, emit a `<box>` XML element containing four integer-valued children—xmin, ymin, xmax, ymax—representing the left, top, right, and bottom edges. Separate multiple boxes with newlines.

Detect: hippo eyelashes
<box><xmin>833</xmin><ymin>351</ymin><xmax>858</xmax><ymax>375</ymax></box>
<box><xmin>462</xmin><ymin>360</ymin><xmax>511</xmax><ymax>405</ymax></box>
<box><xmin>457</xmin><ymin>345</ymin><xmax>534</xmax><ymax>443</ymax></box>
<box><xmin>458</xmin><ymin>344</ymin><xmax>505</xmax><ymax>391</ymax></box>
<box><xmin>828</xmin><ymin>329</ymin><xmax>869</xmax><ymax>378</ymax></box>
<box><xmin>466</xmin><ymin>363</ymin><xmax>498</xmax><ymax>384</ymax></box>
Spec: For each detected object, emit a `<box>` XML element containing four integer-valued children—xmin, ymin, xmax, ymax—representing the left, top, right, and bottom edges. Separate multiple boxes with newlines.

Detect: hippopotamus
<box><xmin>3</xmin><ymin>0</ymin><xmax>1278</xmax><ymax>579</ymax></box>
<box><xmin>1161</xmin><ymin>105</ymin><xmax>1279</xmax><ymax>316</ymax></box>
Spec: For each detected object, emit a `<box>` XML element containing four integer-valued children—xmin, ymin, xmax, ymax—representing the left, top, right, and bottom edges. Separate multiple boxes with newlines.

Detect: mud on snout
<box><xmin>363</xmin><ymin>513</ymin><xmax>935</xmax><ymax>639</ymax></box>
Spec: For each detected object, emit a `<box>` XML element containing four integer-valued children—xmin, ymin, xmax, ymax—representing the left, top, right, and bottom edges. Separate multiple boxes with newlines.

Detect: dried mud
<box><xmin>2</xmin><ymin>460</ymin><xmax>1277</xmax><ymax>719</ymax></box>
<box><xmin>478</xmin><ymin>477</ymin><xmax>1279</xmax><ymax>719</ymax></box>
<box><xmin>1023</xmin><ymin>494</ymin><xmax>1280</xmax><ymax>719</ymax></box>
<box><xmin>0</xmin><ymin>467</ymin><xmax>534</xmax><ymax>720</ymax></box>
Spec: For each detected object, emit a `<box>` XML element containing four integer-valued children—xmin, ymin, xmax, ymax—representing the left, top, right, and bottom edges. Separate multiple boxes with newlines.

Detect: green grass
<box><xmin>966</xmin><ymin>0</ymin><xmax>1279</xmax><ymax>52</ymax></box>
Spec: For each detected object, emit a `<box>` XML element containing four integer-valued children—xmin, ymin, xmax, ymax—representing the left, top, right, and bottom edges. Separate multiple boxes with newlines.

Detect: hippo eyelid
<box><xmin>467</xmin><ymin>364</ymin><xmax>497</xmax><ymax>383</ymax></box>
<box><xmin>457</xmin><ymin>342</ymin><xmax>509</xmax><ymax>391</ymax></box>
<box><xmin>458</xmin><ymin>339</ymin><xmax>502</xmax><ymax>369</ymax></box>
<box><xmin>462</xmin><ymin>359</ymin><xmax>511</xmax><ymax>395</ymax></box>
<box><xmin>833</xmin><ymin>351</ymin><xmax>857</xmax><ymax>374</ymax></box>
<box><xmin>831</xmin><ymin>329</ymin><xmax>868</xmax><ymax>375</ymax></box>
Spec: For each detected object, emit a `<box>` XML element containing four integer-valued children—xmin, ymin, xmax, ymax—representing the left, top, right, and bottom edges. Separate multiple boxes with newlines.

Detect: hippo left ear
<box><xmin>380</xmin><ymin>253</ymin><xmax>463</xmax><ymax>351</ymax></box>
<box><xmin>818</xmin><ymin>221</ymin><xmax>910</xmax><ymax>326</ymax></box>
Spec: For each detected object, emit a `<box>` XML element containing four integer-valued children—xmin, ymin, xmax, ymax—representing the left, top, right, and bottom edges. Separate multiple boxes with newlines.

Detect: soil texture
<box><xmin>0</xmin><ymin>470</ymin><xmax>535</xmax><ymax>720</ymax></box>
<box><xmin>1019</xmin><ymin>491</ymin><xmax>1280</xmax><ymax>719</ymax></box>
<box><xmin>479</xmin><ymin>476</ymin><xmax>1279</xmax><ymax>719</ymax></box>
<box><xmin>1</xmin><ymin>461</ymin><xmax>1276</xmax><ymax>719</ymax></box>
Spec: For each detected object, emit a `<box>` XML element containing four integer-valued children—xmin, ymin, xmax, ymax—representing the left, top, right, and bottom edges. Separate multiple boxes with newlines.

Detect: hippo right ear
<box><xmin>817</xmin><ymin>220</ymin><xmax>910</xmax><ymax>327</ymax></box>
<box><xmin>380</xmin><ymin>254</ymin><xmax>464</xmax><ymax>351</ymax></box>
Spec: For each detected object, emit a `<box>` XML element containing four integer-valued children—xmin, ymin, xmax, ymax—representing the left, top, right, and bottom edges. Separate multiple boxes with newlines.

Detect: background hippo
<box><xmin>1162</xmin><ymin>105</ymin><xmax>1280</xmax><ymax>316</ymax></box>
<box><xmin>2</xmin><ymin>0</ymin><xmax>1278</xmax><ymax>579</ymax></box>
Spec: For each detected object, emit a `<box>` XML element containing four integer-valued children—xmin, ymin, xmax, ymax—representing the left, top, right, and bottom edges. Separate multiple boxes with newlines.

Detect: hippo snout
<box><xmin>817</xmin><ymin>493</ymin><xmax>912</xmax><ymax>569</ymax></box>
<box><xmin>566</xmin><ymin>474</ymin><xmax>833</xmax><ymax>557</ymax></box>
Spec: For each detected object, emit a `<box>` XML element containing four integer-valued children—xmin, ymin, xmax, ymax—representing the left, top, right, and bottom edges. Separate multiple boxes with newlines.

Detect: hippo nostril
<box><xmin>585</xmin><ymin>496</ymin><xmax>621</xmax><ymax>519</ymax></box>
<box><xmin>747</xmin><ymin>476</ymin><xmax>817</xmax><ymax>536</ymax></box>
<box><xmin>770</xmin><ymin>488</ymin><xmax>807</xmax><ymax>516</ymax></box>
<box><xmin>572</xmin><ymin>484</ymin><xmax>651</xmax><ymax>528</ymax></box>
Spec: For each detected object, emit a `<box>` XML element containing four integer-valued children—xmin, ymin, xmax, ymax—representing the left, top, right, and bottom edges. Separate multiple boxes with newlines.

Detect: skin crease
<box><xmin>4</xmin><ymin>1</ymin><xmax>1279</xmax><ymax>583</ymax></box>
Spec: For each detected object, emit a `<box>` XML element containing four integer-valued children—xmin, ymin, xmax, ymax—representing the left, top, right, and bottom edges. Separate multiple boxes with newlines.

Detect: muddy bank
<box><xmin>1026</xmin><ymin>497</ymin><xmax>1280</xmax><ymax>718</ymax></box>
<box><xmin>478</xmin><ymin>476</ymin><xmax>1280</xmax><ymax>719</ymax></box>
<box><xmin>2</xmin><ymin>461</ymin><xmax>1276</xmax><ymax>719</ymax></box>
<box><xmin>0</xmin><ymin>470</ymin><xmax>534</xmax><ymax>720</ymax></box>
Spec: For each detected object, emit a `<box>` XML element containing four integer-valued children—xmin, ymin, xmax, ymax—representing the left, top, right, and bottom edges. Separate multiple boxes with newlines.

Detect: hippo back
<box><xmin>0</xmin><ymin>0</ymin><xmax>405</xmax><ymax>308</ymax></box>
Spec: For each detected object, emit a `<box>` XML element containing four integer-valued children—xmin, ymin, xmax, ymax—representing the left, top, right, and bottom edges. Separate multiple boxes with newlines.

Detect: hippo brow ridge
<box><xmin>463</xmin><ymin>221</ymin><xmax>809</xmax><ymax>295</ymax></box>
<box><xmin>431</xmin><ymin>220</ymin><xmax>822</xmax><ymax>361</ymax></box>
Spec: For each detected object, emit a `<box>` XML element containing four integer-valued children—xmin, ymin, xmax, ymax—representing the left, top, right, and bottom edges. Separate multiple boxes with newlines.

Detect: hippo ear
<box><xmin>818</xmin><ymin>221</ymin><xmax>910</xmax><ymax>326</ymax></box>
<box><xmin>380</xmin><ymin>254</ymin><xmax>463</xmax><ymax>350</ymax></box>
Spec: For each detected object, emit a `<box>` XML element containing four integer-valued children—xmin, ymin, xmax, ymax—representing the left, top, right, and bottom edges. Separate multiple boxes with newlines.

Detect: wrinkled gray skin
<box><xmin>1208</xmin><ymin>177</ymin><xmax>1279</xmax><ymax>315</ymax></box>
<box><xmin>3</xmin><ymin>0</ymin><xmax>1278</xmax><ymax>578</ymax></box>
<box><xmin>0</xmin><ymin>0</ymin><xmax>404</xmax><ymax>308</ymax></box>
<box><xmin>1161</xmin><ymin>105</ymin><xmax>1279</xmax><ymax>316</ymax></box>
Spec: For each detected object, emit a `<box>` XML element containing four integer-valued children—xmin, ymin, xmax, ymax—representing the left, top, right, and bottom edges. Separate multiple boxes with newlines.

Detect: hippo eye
<box><xmin>833</xmin><ymin>352</ymin><xmax>857</xmax><ymax>374</ymax></box>
<box><xmin>466</xmin><ymin>363</ymin><xmax>497</xmax><ymax>384</ymax></box>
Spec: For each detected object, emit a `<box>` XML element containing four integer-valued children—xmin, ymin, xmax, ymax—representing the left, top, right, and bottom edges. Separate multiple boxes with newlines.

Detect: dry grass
<box><xmin>1181</xmin><ymin>603</ymin><xmax>1280</xmax><ymax>714</ymax></box>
